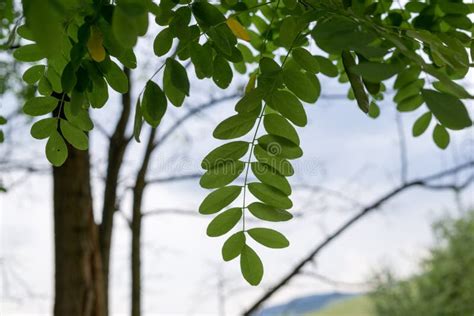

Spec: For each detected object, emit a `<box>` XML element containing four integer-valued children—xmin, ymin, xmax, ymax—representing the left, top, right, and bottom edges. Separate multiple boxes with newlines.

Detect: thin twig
<box><xmin>243</xmin><ymin>161</ymin><xmax>474</xmax><ymax>315</ymax></box>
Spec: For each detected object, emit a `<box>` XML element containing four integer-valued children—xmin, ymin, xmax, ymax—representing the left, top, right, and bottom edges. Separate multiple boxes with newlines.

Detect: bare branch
<box><xmin>142</xmin><ymin>208</ymin><xmax>199</xmax><ymax>217</ymax></box>
<box><xmin>154</xmin><ymin>93</ymin><xmax>239</xmax><ymax>150</ymax></box>
<box><xmin>147</xmin><ymin>173</ymin><xmax>201</xmax><ymax>184</ymax></box>
<box><xmin>243</xmin><ymin>161</ymin><xmax>474</xmax><ymax>315</ymax></box>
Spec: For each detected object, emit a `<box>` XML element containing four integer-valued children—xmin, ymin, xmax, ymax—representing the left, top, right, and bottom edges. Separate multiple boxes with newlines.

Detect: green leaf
<box><xmin>432</xmin><ymin>124</ymin><xmax>450</xmax><ymax>149</ymax></box>
<box><xmin>263</xmin><ymin>113</ymin><xmax>299</xmax><ymax>145</ymax></box>
<box><xmin>394</xmin><ymin>66</ymin><xmax>421</xmax><ymax>89</ymax></box>
<box><xmin>22</xmin><ymin>1</ymin><xmax>62</xmax><ymax>57</ymax></box>
<box><xmin>279</xmin><ymin>17</ymin><xmax>298</xmax><ymax>48</ymax></box>
<box><xmin>213</xmin><ymin>112</ymin><xmax>258</xmax><ymax>140</ymax></box>
<box><xmin>103</xmin><ymin>60</ymin><xmax>129</xmax><ymax>94</ymax></box>
<box><xmin>112</xmin><ymin>6</ymin><xmax>138</xmax><ymax>48</ymax></box>
<box><xmin>22</xmin><ymin>65</ymin><xmax>45</xmax><ymax>84</ymax></box>
<box><xmin>394</xmin><ymin>79</ymin><xmax>424</xmax><ymax>103</ymax></box>
<box><xmin>64</xmin><ymin>105</ymin><xmax>94</xmax><ymax>132</ymax></box>
<box><xmin>222</xmin><ymin>231</ymin><xmax>246</xmax><ymax>261</ymax></box>
<box><xmin>212</xmin><ymin>55</ymin><xmax>233</xmax><ymax>89</ymax></box>
<box><xmin>247</xmin><ymin>228</ymin><xmax>290</xmax><ymax>249</ymax></box>
<box><xmin>292</xmin><ymin>48</ymin><xmax>319</xmax><ymax>74</ymax></box>
<box><xmin>251</xmin><ymin>162</ymin><xmax>291</xmax><ymax>195</ymax></box>
<box><xmin>248</xmin><ymin>182</ymin><xmax>293</xmax><ymax>209</ymax></box>
<box><xmin>397</xmin><ymin>95</ymin><xmax>424</xmax><ymax>112</ymax></box>
<box><xmin>13</xmin><ymin>44</ymin><xmax>45</xmax><ymax>62</ymax></box>
<box><xmin>258</xmin><ymin>134</ymin><xmax>303</xmax><ymax>160</ymax></box>
<box><xmin>368</xmin><ymin>102</ymin><xmax>380</xmax><ymax>119</ymax></box>
<box><xmin>260</xmin><ymin>57</ymin><xmax>281</xmax><ymax>75</ymax></box>
<box><xmin>46</xmin><ymin>131</ymin><xmax>68</xmax><ymax>166</ymax></box>
<box><xmin>37</xmin><ymin>75</ymin><xmax>53</xmax><ymax>96</ymax></box>
<box><xmin>61</xmin><ymin>63</ymin><xmax>77</xmax><ymax>94</ymax></box>
<box><xmin>240</xmin><ymin>245</ymin><xmax>264</xmax><ymax>286</ymax></box>
<box><xmin>60</xmin><ymin>119</ymin><xmax>88</xmax><ymax>150</ymax></box>
<box><xmin>200</xmin><ymin>160</ymin><xmax>245</xmax><ymax>189</ymax></box>
<box><xmin>314</xmin><ymin>56</ymin><xmax>338</xmax><ymax>77</ymax></box>
<box><xmin>70</xmin><ymin>90</ymin><xmax>85</xmax><ymax>116</ymax></box>
<box><xmin>30</xmin><ymin>118</ymin><xmax>57</xmax><ymax>139</ymax></box>
<box><xmin>191</xmin><ymin>1</ymin><xmax>226</xmax><ymax>27</ymax></box>
<box><xmin>283</xmin><ymin>68</ymin><xmax>319</xmax><ymax>103</ymax></box>
<box><xmin>412</xmin><ymin>112</ymin><xmax>432</xmax><ymax>137</ymax></box>
<box><xmin>88</xmin><ymin>77</ymin><xmax>109</xmax><ymax>108</ymax></box>
<box><xmin>312</xmin><ymin>16</ymin><xmax>376</xmax><ymax>54</ymax></box>
<box><xmin>199</xmin><ymin>186</ymin><xmax>242</xmax><ymax>214</ymax></box>
<box><xmin>190</xmin><ymin>42</ymin><xmax>214</xmax><ymax>79</ymax></box>
<box><xmin>207</xmin><ymin>207</ymin><xmax>242</xmax><ymax>237</ymax></box>
<box><xmin>267</xmin><ymin>90</ymin><xmax>307</xmax><ymax>127</ymax></box>
<box><xmin>421</xmin><ymin>89</ymin><xmax>471</xmax><ymax>130</ymax></box>
<box><xmin>248</xmin><ymin>202</ymin><xmax>293</xmax><ymax>222</ymax></box>
<box><xmin>163</xmin><ymin>62</ymin><xmax>186</xmax><ymax>107</ymax></box>
<box><xmin>201</xmin><ymin>141</ymin><xmax>249</xmax><ymax>170</ymax></box>
<box><xmin>23</xmin><ymin>96</ymin><xmax>58</xmax><ymax>116</ymax></box>
<box><xmin>153</xmin><ymin>28</ymin><xmax>173</xmax><ymax>57</ymax></box>
<box><xmin>133</xmin><ymin>99</ymin><xmax>143</xmax><ymax>142</ymax></box>
<box><xmin>235</xmin><ymin>88</ymin><xmax>264</xmax><ymax>113</ymax></box>
<box><xmin>142</xmin><ymin>80</ymin><xmax>167</xmax><ymax>127</ymax></box>
<box><xmin>253</xmin><ymin>145</ymin><xmax>294</xmax><ymax>176</ymax></box>
<box><xmin>166</xmin><ymin>58</ymin><xmax>190</xmax><ymax>96</ymax></box>
<box><xmin>350</xmin><ymin>62</ymin><xmax>401</xmax><ymax>83</ymax></box>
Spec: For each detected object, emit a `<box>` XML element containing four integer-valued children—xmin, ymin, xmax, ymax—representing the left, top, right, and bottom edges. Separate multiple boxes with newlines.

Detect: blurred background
<box><xmin>1</xmin><ymin>17</ymin><xmax>473</xmax><ymax>316</ymax></box>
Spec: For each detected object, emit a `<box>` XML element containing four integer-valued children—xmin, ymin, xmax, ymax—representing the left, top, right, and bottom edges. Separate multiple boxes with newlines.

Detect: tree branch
<box><xmin>146</xmin><ymin>172</ymin><xmax>201</xmax><ymax>184</ymax></box>
<box><xmin>154</xmin><ymin>94</ymin><xmax>239</xmax><ymax>150</ymax></box>
<box><xmin>243</xmin><ymin>161</ymin><xmax>474</xmax><ymax>315</ymax></box>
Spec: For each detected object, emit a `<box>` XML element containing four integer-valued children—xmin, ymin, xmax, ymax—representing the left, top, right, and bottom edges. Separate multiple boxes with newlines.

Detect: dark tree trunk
<box><xmin>131</xmin><ymin>128</ymin><xmax>156</xmax><ymax>316</ymax></box>
<box><xmin>53</xmin><ymin>144</ymin><xmax>105</xmax><ymax>316</ymax></box>
<box><xmin>131</xmin><ymin>186</ymin><xmax>143</xmax><ymax>316</ymax></box>
<box><xmin>99</xmin><ymin>68</ymin><xmax>131</xmax><ymax>315</ymax></box>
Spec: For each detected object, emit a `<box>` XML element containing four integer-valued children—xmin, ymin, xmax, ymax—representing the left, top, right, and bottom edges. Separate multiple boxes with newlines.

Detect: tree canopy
<box><xmin>1</xmin><ymin>0</ymin><xmax>473</xmax><ymax>285</ymax></box>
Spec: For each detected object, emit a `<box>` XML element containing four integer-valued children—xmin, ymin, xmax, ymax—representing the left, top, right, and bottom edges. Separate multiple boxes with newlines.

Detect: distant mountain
<box><xmin>256</xmin><ymin>292</ymin><xmax>359</xmax><ymax>316</ymax></box>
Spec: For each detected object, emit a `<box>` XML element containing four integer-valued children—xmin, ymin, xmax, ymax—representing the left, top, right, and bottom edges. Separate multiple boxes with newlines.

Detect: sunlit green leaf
<box><xmin>240</xmin><ymin>245</ymin><xmax>263</xmax><ymax>286</ymax></box>
<box><xmin>222</xmin><ymin>231</ymin><xmax>246</xmax><ymax>261</ymax></box>
<box><xmin>247</xmin><ymin>228</ymin><xmax>289</xmax><ymax>249</ymax></box>
<box><xmin>199</xmin><ymin>186</ymin><xmax>242</xmax><ymax>214</ymax></box>
<box><xmin>207</xmin><ymin>207</ymin><xmax>242</xmax><ymax>237</ymax></box>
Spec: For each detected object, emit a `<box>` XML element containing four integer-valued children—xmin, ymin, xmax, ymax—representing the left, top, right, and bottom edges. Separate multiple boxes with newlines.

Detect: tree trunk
<box><xmin>99</xmin><ymin>68</ymin><xmax>131</xmax><ymax>316</ymax></box>
<box><xmin>131</xmin><ymin>128</ymin><xmax>157</xmax><ymax>316</ymax></box>
<box><xmin>53</xmin><ymin>144</ymin><xmax>105</xmax><ymax>316</ymax></box>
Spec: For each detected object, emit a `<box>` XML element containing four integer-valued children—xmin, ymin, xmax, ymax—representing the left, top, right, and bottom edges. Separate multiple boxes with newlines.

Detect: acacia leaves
<box><xmin>142</xmin><ymin>80</ymin><xmax>167</xmax><ymax>127</ymax></box>
<box><xmin>199</xmin><ymin>54</ymin><xmax>318</xmax><ymax>285</ymax></box>
<box><xmin>11</xmin><ymin>0</ymin><xmax>474</xmax><ymax>288</ymax></box>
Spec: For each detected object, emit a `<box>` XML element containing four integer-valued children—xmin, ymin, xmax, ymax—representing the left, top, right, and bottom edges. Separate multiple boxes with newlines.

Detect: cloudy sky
<box><xmin>1</xmin><ymin>25</ymin><xmax>473</xmax><ymax>316</ymax></box>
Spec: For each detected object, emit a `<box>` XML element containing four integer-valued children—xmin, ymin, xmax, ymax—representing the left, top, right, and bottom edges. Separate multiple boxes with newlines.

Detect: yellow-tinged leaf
<box><xmin>245</xmin><ymin>73</ymin><xmax>257</xmax><ymax>94</ymax></box>
<box><xmin>226</xmin><ymin>17</ymin><xmax>250</xmax><ymax>42</ymax></box>
<box><xmin>87</xmin><ymin>26</ymin><xmax>106</xmax><ymax>62</ymax></box>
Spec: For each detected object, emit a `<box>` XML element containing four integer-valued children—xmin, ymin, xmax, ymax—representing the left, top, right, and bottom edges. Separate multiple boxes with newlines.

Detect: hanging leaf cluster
<box><xmin>7</xmin><ymin>0</ymin><xmax>474</xmax><ymax>284</ymax></box>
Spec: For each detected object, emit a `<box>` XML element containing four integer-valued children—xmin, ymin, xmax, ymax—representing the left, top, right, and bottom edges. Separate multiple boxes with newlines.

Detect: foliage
<box><xmin>3</xmin><ymin>0</ymin><xmax>473</xmax><ymax>284</ymax></box>
<box><xmin>371</xmin><ymin>210</ymin><xmax>474</xmax><ymax>316</ymax></box>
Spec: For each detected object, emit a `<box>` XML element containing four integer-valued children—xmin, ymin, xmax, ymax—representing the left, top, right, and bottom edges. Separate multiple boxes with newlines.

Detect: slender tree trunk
<box><xmin>53</xmin><ymin>144</ymin><xmax>105</xmax><ymax>316</ymax></box>
<box><xmin>131</xmin><ymin>128</ymin><xmax>156</xmax><ymax>316</ymax></box>
<box><xmin>131</xmin><ymin>186</ymin><xmax>143</xmax><ymax>316</ymax></box>
<box><xmin>99</xmin><ymin>68</ymin><xmax>131</xmax><ymax>315</ymax></box>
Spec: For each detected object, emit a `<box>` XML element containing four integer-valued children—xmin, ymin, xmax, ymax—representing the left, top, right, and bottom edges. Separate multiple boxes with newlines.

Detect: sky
<box><xmin>1</xmin><ymin>19</ymin><xmax>474</xmax><ymax>316</ymax></box>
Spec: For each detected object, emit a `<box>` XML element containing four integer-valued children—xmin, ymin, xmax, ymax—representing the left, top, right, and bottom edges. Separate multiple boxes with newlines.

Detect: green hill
<box><xmin>307</xmin><ymin>296</ymin><xmax>375</xmax><ymax>316</ymax></box>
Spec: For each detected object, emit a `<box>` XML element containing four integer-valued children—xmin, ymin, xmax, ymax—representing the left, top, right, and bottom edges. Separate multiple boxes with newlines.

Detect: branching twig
<box><xmin>243</xmin><ymin>161</ymin><xmax>474</xmax><ymax>315</ymax></box>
